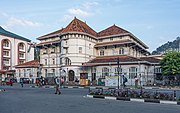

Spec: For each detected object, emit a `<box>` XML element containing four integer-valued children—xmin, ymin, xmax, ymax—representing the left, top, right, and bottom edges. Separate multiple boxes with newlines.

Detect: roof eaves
<box><xmin>59</xmin><ymin>32</ymin><xmax>98</xmax><ymax>40</ymax></box>
<box><xmin>97</xmin><ymin>33</ymin><xmax>130</xmax><ymax>39</ymax></box>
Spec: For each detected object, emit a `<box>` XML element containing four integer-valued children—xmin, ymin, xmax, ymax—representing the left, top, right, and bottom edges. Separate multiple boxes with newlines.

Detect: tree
<box><xmin>160</xmin><ymin>51</ymin><xmax>180</xmax><ymax>85</ymax></box>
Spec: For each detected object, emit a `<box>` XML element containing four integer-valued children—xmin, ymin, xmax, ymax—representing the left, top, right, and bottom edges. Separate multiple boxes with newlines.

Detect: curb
<box><xmin>86</xmin><ymin>95</ymin><xmax>180</xmax><ymax>105</ymax></box>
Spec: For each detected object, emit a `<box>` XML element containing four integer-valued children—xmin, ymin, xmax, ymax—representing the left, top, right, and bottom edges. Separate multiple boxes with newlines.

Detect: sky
<box><xmin>0</xmin><ymin>0</ymin><xmax>180</xmax><ymax>52</ymax></box>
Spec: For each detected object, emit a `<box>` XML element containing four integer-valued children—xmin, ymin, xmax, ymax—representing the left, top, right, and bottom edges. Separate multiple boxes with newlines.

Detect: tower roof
<box><xmin>61</xmin><ymin>17</ymin><xmax>97</xmax><ymax>37</ymax></box>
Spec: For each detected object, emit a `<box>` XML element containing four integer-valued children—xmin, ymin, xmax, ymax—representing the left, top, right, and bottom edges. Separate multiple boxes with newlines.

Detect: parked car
<box><xmin>20</xmin><ymin>78</ymin><xmax>30</xmax><ymax>84</ymax></box>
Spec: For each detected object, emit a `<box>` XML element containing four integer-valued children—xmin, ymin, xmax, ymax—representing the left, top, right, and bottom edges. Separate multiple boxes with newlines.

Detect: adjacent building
<box><xmin>0</xmin><ymin>26</ymin><xmax>34</xmax><ymax>81</ymax></box>
<box><xmin>36</xmin><ymin>17</ymin><xmax>162</xmax><ymax>86</ymax></box>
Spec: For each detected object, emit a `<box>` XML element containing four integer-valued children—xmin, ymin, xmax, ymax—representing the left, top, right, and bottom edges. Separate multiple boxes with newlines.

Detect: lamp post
<box><xmin>117</xmin><ymin>57</ymin><xmax>121</xmax><ymax>89</ymax></box>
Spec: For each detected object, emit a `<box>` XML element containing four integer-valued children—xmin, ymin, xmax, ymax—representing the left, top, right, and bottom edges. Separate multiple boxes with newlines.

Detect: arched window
<box><xmin>100</xmin><ymin>50</ymin><xmax>104</xmax><ymax>56</ymax></box>
<box><xmin>129</xmin><ymin>67</ymin><xmax>137</xmax><ymax>79</ymax></box>
<box><xmin>65</xmin><ymin>57</ymin><xmax>71</xmax><ymax>65</ymax></box>
<box><xmin>102</xmin><ymin>67</ymin><xmax>109</xmax><ymax>78</ymax></box>
<box><xmin>3</xmin><ymin>39</ymin><xmax>10</xmax><ymax>47</ymax></box>
<box><xmin>119</xmin><ymin>48</ymin><xmax>124</xmax><ymax>55</ymax></box>
<box><xmin>19</xmin><ymin>43</ymin><xmax>24</xmax><ymax>50</ymax></box>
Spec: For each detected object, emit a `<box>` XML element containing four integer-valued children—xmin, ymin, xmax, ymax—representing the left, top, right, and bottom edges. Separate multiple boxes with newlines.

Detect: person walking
<box><xmin>55</xmin><ymin>77</ymin><xmax>61</xmax><ymax>95</ymax></box>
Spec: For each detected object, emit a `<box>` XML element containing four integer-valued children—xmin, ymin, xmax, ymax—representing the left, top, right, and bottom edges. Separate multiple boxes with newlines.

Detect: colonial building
<box><xmin>37</xmin><ymin>17</ymin><xmax>162</xmax><ymax>86</ymax></box>
<box><xmin>0</xmin><ymin>26</ymin><xmax>34</xmax><ymax>81</ymax></box>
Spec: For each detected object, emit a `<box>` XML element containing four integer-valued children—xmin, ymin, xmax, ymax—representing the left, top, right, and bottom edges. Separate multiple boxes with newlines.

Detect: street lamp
<box><xmin>117</xmin><ymin>57</ymin><xmax>122</xmax><ymax>89</ymax></box>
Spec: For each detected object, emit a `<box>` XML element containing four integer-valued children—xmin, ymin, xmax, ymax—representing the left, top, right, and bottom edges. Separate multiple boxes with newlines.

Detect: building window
<box><xmin>60</xmin><ymin>58</ymin><xmax>62</xmax><ymax>65</ymax></box>
<box><xmin>3</xmin><ymin>40</ymin><xmax>9</xmax><ymax>47</ymax></box>
<box><xmin>19</xmin><ymin>53</ymin><xmax>24</xmax><ymax>58</ymax></box>
<box><xmin>45</xmin><ymin>59</ymin><xmax>47</xmax><ymax>65</ymax></box>
<box><xmin>119</xmin><ymin>48</ymin><xmax>124</xmax><ymax>55</ymax></box>
<box><xmin>19</xmin><ymin>43</ymin><xmax>24</xmax><ymax>50</ymax></box>
<box><xmin>3</xmin><ymin>58</ymin><xmax>9</xmax><ymax>65</ymax></box>
<box><xmin>51</xmin><ymin>47</ymin><xmax>55</xmax><ymax>53</ymax></box>
<box><xmin>102</xmin><ymin>67</ymin><xmax>109</xmax><ymax>78</ymax></box>
<box><xmin>155</xmin><ymin>68</ymin><xmax>162</xmax><ymax>73</ymax></box>
<box><xmin>65</xmin><ymin>57</ymin><xmax>71</xmax><ymax>65</ymax></box>
<box><xmin>52</xmin><ymin>58</ymin><xmax>55</xmax><ymax>65</ymax></box>
<box><xmin>79</xmin><ymin>47</ymin><xmax>82</xmax><ymax>53</ymax></box>
<box><xmin>19</xmin><ymin>60</ymin><xmax>24</xmax><ymax>64</ymax></box>
<box><xmin>3</xmin><ymin>51</ymin><xmax>9</xmax><ymax>56</ymax></box>
<box><xmin>129</xmin><ymin>67</ymin><xmax>137</xmax><ymax>79</ymax></box>
<box><xmin>100</xmin><ymin>50</ymin><xmax>104</xmax><ymax>56</ymax></box>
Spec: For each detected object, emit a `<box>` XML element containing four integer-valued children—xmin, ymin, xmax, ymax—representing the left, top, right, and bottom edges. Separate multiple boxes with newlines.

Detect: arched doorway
<box><xmin>68</xmin><ymin>70</ymin><xmax>75</xmax><ymax>81</ymax></box>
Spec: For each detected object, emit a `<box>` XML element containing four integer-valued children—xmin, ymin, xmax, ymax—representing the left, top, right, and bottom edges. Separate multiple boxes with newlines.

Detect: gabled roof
<box><xmin>37</xmin><ymin>28</ymin><xmax>64</xmax><ymax>40</ymax></box>
<box><xmin>61</xmin><ymin>17</ymin><xmax>97</xmax><ymax>37</ymax></box>
<box><xmin>15</xmin><ymin>60</ymin><xmax>40</xmax><ymax>68</ymax></box>
<box><xmin>97</xmin><ymin>25</ymin><xmax>129</xmax><ymax>37</ymax></box>
<box><xmin>0</xmin><ymin>26</ymin><xmax>30</xmax><ymax>42</ymax></box>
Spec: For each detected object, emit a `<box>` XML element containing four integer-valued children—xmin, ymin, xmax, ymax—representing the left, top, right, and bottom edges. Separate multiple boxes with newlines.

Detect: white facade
<box><xmin>37</xmin><ymin>18</ymin><xmax>162</xmax><ymax>86</ymax></box>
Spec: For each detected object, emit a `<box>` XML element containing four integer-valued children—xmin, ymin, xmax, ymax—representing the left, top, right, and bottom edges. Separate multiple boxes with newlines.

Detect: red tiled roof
<box><xmin>36</xmin><ymin>39</ymin><xmax>61</xmax><ymax>46</ymax></box>
<box><xmin>61</xmin><ymin>17</ymin><xmax>97</xmax><ymax>37</ymax></box>
<box><xmin>15</xmin><ymin>60</ymin><xmax>40</xmax><ymax>68</ymax></box>
<box><xmin>86</xmin><ymin>55</ymin><xmax>161</xmax><ymax>65</ymax></box>
<box><xmin>97</xmin><ymin>25</ymin><xmax>129</xmax><ymax>37</ymax></box>
<box><xmin>95</xmin><ymin>39</ymin><xmax>133</xmax><ymax>47</ymax></box>
<box><xmin>37</xmin><ymin>28</ymin><xmax>64</xmax><ymax>40</ymax></box>
<box><xmin>88</xmin><ymin>55</ymin><xmax>142</xmax><ymax>64</ymax></box>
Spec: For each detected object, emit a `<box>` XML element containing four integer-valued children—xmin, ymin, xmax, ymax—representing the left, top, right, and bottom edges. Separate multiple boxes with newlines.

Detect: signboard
<box><xmin>105</xmin><ymin>76</ymin><xmax>121</xmax><ymax>86</ymax></box>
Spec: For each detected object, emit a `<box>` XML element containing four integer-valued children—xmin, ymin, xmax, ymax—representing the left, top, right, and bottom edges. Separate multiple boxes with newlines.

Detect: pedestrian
<box><xmin>54</xmin><ymin>76</ymin><xmax>61</xmax><ymax>95</ymax></box>
<box><xmin>20</xmin><ymin>78</ymin><xmax>23</xmax><ymax>87</ymax></box>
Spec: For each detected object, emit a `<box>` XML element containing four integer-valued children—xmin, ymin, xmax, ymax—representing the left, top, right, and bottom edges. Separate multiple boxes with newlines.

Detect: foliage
<box><xmin>160</xmin><ymin>51</ymin><xmax>180</xmax><ymax>75</ymax></box>
<box><xmin>152</xmin><ymin>37</ymin><xmax>180</xmax><ymax>55</ymax></box>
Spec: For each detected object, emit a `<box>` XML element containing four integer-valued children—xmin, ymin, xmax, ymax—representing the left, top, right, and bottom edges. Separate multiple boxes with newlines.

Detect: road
<box><xmin>0</xmin><ymin>84</ymin><xmax>180</xmax><ymax>113</ymax></box>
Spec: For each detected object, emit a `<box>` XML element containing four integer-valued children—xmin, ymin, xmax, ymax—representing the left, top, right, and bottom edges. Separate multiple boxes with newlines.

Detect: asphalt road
<box><xmin>0</xmin><ymin>84</ymin><xmax>180</xmax><ymax>113</ymax></box>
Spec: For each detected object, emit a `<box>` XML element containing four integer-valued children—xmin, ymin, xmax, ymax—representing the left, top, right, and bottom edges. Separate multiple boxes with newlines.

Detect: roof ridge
<box><xmin>97</xmin><ymin>24</ymin><xmax>129</xmax><ymax>37</ymax></box>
